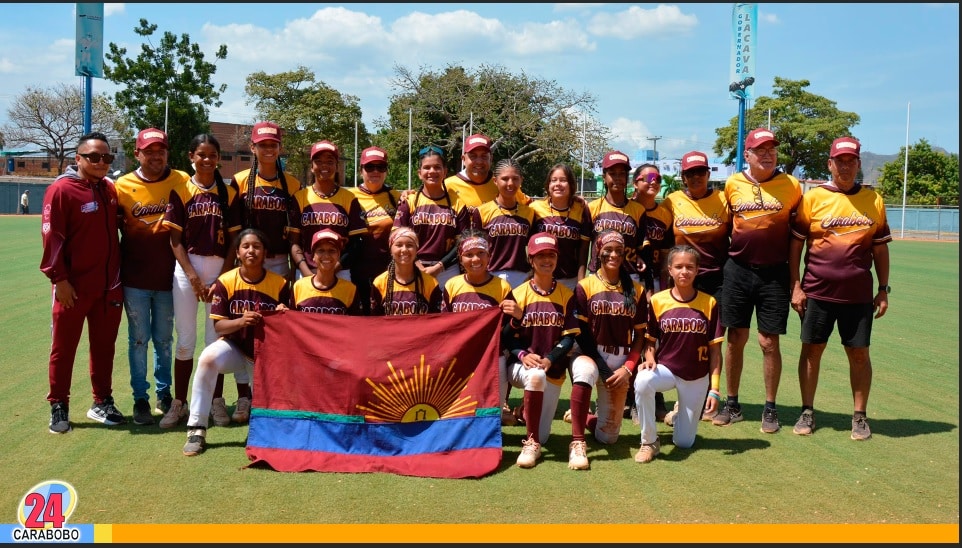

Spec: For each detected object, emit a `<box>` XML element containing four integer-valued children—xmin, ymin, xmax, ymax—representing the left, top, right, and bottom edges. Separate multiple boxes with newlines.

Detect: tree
<box><xmin>244</xmin><ymin>66</ymin><xmax>368</xmax><ymax>184</ymax></box>
<box><xmin>1</xmin><ymin>83</ymin><xmax>128</xmax><ymax>173</ymax></box>
<box><xmin>378</xmin><ymin>64</ymin><xmax>608</xmax><ymax>197</ymax></box>
<box><xmin>877</xmin><ymin>139</ymin><xmax>959</xmax><ymax>206</ymax></box>
<box><xmin>104</xmin><ymin>19</ymin><xmax>228</xmax><ymax>172</ymax></box>
<box><xmin>713</xmin><ymin>77</ymin><xmax>860</xmax><ymax>180</ymax></box>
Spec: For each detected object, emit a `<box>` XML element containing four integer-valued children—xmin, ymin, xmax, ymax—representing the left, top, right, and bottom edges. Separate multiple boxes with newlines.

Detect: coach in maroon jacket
<box><xmin>40</xmin><ymin>131</ymin><xmax>126</xmax><ymax>434</ymax></box>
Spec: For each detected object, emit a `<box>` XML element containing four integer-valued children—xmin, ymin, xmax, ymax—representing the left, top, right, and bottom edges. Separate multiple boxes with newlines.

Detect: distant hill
<box><xmin>860</xmin><ymin>146</ymin><xmax>951</xmax><ymax>186</ymax></box>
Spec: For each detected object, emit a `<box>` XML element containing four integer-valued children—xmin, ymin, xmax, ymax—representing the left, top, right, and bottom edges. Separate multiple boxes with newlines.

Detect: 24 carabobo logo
<box><xmin>11</xmin><ymin>480</ymin><xmax>82</xmax><ymax>542</ymax></box>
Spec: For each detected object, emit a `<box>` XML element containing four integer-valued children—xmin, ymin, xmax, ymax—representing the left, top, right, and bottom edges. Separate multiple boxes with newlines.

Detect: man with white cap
<box><xmin>788</xmin><ymin>136</ymin><xmax>891</xmax><ymax>441</ymax></box>
<box><xmin>713</xmin><ymin>128</ymin><xmax>802</xmax><ymax>434</ymax></box>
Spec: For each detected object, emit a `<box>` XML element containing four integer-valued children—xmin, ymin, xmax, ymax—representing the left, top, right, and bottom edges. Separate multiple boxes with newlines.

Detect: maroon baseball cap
<box><xmin>527</xmin><ymin>232</ymin><xmax>559</xmax><ymax>256</ymax></box>
<box><xmin>310</xmin><ymin>140</ymin><xmax>339</xmax><ymax>159</ymax></box>
<box><xmin>360</xmin><ymin>146</ymin><xmax>387</xmax><ymax>165</ymax></box>
<box><xmin>745</xmin><ymin>128</ymin><xmax>779</xmax><ymax>149</ymax></box>
<box><xmin>135</xmin><ymin>128</ymin><xmax>168</xmax><ymax>150</ymax></box>
<box><xmin>463</xmin><ymin>134</ymin><xmax>492</xmax><ymax>153</ymax></box>
<box><xmin>602</xmin><ymin>150</ymin><xmax>631</xmax><ymax>169</ymax></box>
<box><xmin>830</xmin><ymin>137</ymin><xmax>861</xmax><ymax>158</ymax></box>
<box><xmin>311</xmin><ymin>228</ymin><xmax>344</xmax><ymax>251</ymax></box>
<box><xmin>681</xmin><ymin>151</ymin><xmax>709</xmax><ymax>171</ymax></box>
<box><xmin>251</xmin><ymin>122</ymin><xmax>282</xmax><ymax>144</ymax></box>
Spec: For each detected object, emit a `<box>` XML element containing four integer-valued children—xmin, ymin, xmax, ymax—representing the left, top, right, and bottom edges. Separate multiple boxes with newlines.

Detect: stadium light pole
<box><xmin>729</xmin><ymin>76</ymin><xmax>755</xmax><ymax>172</ymax></box>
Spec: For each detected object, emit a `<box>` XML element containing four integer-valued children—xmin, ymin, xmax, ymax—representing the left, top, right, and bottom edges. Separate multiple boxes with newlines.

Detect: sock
<box><xmin>853</xmin><ymin>410</ymin><xmax>867</xmax><ymax>419</ymax></box>
<box><xmin>727</xmin><ymin>395</ymin><xmax>740</xmax><ymax>407</ymax></box>
<box><xmin>801</xmin><ymin>405</ymin><xmax>813</xmax><ymax>412</ymax></box>
<box><xmin>173</xmin><ymin>359</ymin><xmax>193</xmax><ymax>402</ymax></box>
<box><xmin>765</xmin><ymin>401</ymin><xmax>776</xmax><ymax>410</ymax></box>
<box><xmin>569</xmin><ymin>382</ymin><xmax>592</xmax><ymax>442</ymax></box>
<box><xmin>212</xmin><ymin>373</ymin><xmax>225</xmax><ymax>399</ymax></box>
<box><xmin>523</xmin><ymin>389</ymin><xmax>544</xmax><ymax>443</ymax></box>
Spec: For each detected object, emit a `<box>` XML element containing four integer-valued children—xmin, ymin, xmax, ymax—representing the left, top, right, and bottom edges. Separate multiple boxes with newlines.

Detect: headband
<box><xmin>458</xmin><ymin>236</ymin><xmax>490</xmax><ymax>255</ymax></box>
<box><xmin>389</xmin><ymin>227</ymin><xmax>419</xmax><ymax>248</ymax></box>
<box><xmin>598</xmin><ymin>231</ymin><xmax>625</xmax><ymax>248</ymax></box>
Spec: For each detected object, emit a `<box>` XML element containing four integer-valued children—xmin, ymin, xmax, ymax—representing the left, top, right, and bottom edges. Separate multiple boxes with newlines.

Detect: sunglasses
<box><xmin>684</xmin><ymin>168</ymin><xmax>711</xmax><ymax>177</ymax></box>
<box><xmin>79</xmin><ymin>152</ymin><xmax>115</xmax><ymax>164</ymax></box>
<box><xmin>418</xmin><ymin>145</ymin><xmax>444</xmax><ymax>158</ymax></box>
<box><xmin>752</xmin><ymin>183</ymin><xmax>765</xmax><ymax>206</ymax></box>
<box><xmin>636</xmin><ymin>173</ymin><xmax>661</xmax><ymax>184</ymax></box>
<box><xmin>362</xmin><ymin>163</ymin><xmax>388</xmax><ymax>173</ymax></box>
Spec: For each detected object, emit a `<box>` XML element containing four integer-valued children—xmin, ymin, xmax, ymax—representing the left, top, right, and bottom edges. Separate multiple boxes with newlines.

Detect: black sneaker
<box><xmin>49</xmin><ymin>402</ymin><xmax>71</xmax><ymax>434</ymax></box>
<box><xmin>87</xmin><ymin>397</ymin><xmax>126</xmax><ymax>426</ymax></box>
<box><xmin>712</xmin><ymin>401</ymin><xmax>744</xmax><ymax>426</ymax></box>
<box><xmin>851</xmin><ymin>415</ymin><xmax>872</xmax><ymax>441</ymax></box>
<box><xmin>155</xmin><ymin>394</ymin><xmax>173</xmax><ymax>415</ymax></box>
<box><xmin>761</xmin><ymin>407</ymin><xmax>780</xmax><ymax>434</ymax></box>
<box><xmin>132</xmin><ymin>398</ymin><xmax>154</xmax><ymax>426</ymax></box>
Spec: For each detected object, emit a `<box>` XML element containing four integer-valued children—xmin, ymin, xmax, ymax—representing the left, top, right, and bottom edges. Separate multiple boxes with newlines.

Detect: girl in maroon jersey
<box><xmin>633</xmin><ymin>245</ymin><xmax>724</xmax><ymax>463</ymax></box>
<box><xmin>163</xmin><ymin>134</ymin><xmax>244</xmax><ymax>429</ymax></box>
<box><xmin>470</xmin><ymin>158</ymin><xmax>535</xmax><ymax>288</ymax></box>
<box><xmin>530</xmin><ymin>163</ymin><xmax>592</xmax><ymax>291</ymax></box>
<box><xmin>370</xmin><ymin>228</ymin><xmax>442</xmax><ymax>315</ymax></box>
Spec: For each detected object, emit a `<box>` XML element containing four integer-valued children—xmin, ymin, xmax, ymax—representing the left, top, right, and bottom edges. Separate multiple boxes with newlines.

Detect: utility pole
<box><xmin>646</xmin><ymin>136</ymin><xmax>662</xmax><ymax>160</ymax></box>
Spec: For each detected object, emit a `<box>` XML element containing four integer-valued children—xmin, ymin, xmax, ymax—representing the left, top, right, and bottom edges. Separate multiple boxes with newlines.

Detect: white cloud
<box><xmin>104</xmin><ymin>3</ymin><xmax>125</xmax><ymax>17</ymax></box>
<box><xmin>587</xmin><ymin>5</ymin><xmax>698</xmax><ymax>39</ymax></box>
<box><xmin>760</xmin><ymin>12</ymin><xmax>779</xmax><ymax>25</ymax></box>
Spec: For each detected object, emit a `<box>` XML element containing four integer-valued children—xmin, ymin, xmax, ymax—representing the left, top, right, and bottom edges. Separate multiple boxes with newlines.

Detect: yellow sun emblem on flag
<box><xmin>357</xmin><ymin>355</ymin><xmax>478</xmax><ymax>423</ymax></box>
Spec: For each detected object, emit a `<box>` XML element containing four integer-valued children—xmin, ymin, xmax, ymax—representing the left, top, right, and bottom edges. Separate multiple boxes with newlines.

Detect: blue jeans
<box><xmin>124</xmin><ymin>286</ymin><xmax>174</xmax><ymax>402</ymax></box>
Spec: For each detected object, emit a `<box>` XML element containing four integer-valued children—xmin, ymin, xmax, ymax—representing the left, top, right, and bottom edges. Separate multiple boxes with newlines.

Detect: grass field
<box><xmin>0</xmin><ymin>215</ymin><xmax>957</xmax><ymax>543</ymax></box>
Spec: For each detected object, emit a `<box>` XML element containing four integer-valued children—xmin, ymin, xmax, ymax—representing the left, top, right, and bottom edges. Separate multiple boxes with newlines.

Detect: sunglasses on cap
<box><xmin>418</xmin><ymin>145</ymin><xmax>444</xmax><ymax>158</ymax></box>
<box><xmin>362</xmin><ymin>164</ymin><xmax>388</xmax><ymax>173</ymax></box>
<box><xmin>79</xmin><ymin>152</ymin><xmax>116</xmax><ymax>164</ymax></box>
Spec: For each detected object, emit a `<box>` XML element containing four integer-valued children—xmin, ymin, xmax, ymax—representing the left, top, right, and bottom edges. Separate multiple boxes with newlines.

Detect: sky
<box><xmin>0</xmin><ymin>3</ymin><xmax>958</xmax><ymax>161</ymax></box>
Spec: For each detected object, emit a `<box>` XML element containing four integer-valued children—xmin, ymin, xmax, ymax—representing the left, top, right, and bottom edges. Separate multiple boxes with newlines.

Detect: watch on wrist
<box><xmin>878</xmin><ymin>285</ymin><xmax>891</xmax><ymax>294</ymax></box>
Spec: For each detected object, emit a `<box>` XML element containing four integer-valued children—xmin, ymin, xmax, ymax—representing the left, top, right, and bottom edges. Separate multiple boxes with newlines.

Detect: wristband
<box><xmin>518</xmin><ymin>350</ymin><xmax>529</xmax><ymax>361</ymax></box>
<box><xmin>708</xmin><ymin>389</ymin><xmax>721</xmax><ymax>401</ymax></box>
<box><xmin>710</xmin><ymin>373</ymin><xmax>721</xmax><ymax>392</ymax></box>
<box><xmin>297</xmin><ymin>258</ymin><xmax>307</xmax><ymax>266</ymax></box>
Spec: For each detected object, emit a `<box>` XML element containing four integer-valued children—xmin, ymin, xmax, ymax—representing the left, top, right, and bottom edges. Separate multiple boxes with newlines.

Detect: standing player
<box><xmin>501</xmin><ymin>232</ymin><xmax>580</xmax><ymax>468</ymax></box>
<box><xmin>634</xmin><ymin>245</ymin><xmax>724</xmax><ymax>463</ymax></box>
<box><xmin>714</xmin><ymin>128</ymin><xmax>802</xmax><ymax>434</ymax></box>
<box><xmin>115</xmin><ymin>128</ymin><xmax>189</xmax><ymax>426</ymax></box>
<box><xmin>350</xmin><ymin>146</ymin><xmax>401</xmax><ymax>315</ymax></box>
<box><xmin>288</xmin><ymin>140</ymin><xmax>367</xmax><ymax>282</ymax></box>
<box><xmin>789</xmin><ymin>136</ymin><xmax>891</xmax><ymax>441</ymax></box>
<box><xmin>470</xmin><ymin>158</ymin><xmax>535</xmax><ymax>288</ymax></box>
<box><xmin>162</xmin><ymin>133</ymin><xmax>243</xmax><ymax>429</ymax></box>
<box><xmin>530</xmin><ymin>163</ymin><xmax>592</xmax><ymax>291</ymax></box>
<box><xmin>41</xmin><ymin>131</ymin><xmax>125</xmax><ymax>433</ymax></box>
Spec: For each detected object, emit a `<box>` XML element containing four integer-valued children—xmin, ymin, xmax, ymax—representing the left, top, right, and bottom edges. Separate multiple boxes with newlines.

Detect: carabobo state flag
<box><xmin>246</xmin><ymin>306</ymin><xmax>504</xmax><ymax>478</ymax></box>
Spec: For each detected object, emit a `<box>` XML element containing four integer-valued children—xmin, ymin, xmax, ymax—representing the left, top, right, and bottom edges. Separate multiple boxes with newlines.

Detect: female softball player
<box><xmin>182</xmin><ymin>228</ymin><xmax>291</xmax><ymax>456</ymax></box>
<box><xmin>370</xmin><ymin>228</ymin><xmax>442</xmax><ymax>316</ymax></box>
<box><xmin>530</xmin><ymin>163</ymin><xmax>592</xmax><ymax>291</ymax></box>
<box><xmin>292</xmin><ymin>229</ymin><xmax>362</xmax><ymax>315</ymax></box>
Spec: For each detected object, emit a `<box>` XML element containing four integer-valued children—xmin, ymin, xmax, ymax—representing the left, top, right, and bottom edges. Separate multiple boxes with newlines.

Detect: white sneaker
<box><xmin>516</xmin><ymin>437</ymin><xmax>542</xmax><ymax>468</ymax></box>
<box><xmin>231</xmin><ymin>396</ymin><xmax>252</xmax><ymax>424</ymax></box>
<box><xmin>664</xmin><ymin>401</ymin><xmax>680</xmax><ymax>427</ymax></box>
<box><xmin>159</xmin><ymin>398</ymin><xmax>188</xmax><ymax>429</ymax></box>
<box><xmin>210</xmin><ymin>397</ymin><xmax>230</xmax><ymax>427</ymax></box>
<box><xmin>567</xmin><ymin>440</ymin><xmax>589</xmax><ymax>470</ymax></box>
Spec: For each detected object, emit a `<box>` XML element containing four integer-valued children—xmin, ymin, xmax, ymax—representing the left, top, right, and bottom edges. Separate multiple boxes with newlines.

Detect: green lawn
<box><xmin>0</xmin><ymin>215</ymin><xmax>957</xmax><ymax>542</ymax></box>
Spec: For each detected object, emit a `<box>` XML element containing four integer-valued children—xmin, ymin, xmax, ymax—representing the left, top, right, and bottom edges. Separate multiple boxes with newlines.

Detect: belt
<box><xmin>733</xmin><ymin>258</ymin><xmax>785</xmax><ymax>271</ymax></box>
<box><xmin>601</xmin><ymin>345</ymin><xmax>630</xmax><ymax>356</ymax></box>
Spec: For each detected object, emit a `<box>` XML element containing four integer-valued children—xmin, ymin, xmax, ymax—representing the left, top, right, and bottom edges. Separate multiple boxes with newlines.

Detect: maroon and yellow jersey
<box><xmin>292</xmin><ymin>276</ymin><xmax>361</xmax><ymax>315</ymax></box>
<box><xmin>508</xmin><ymin>280</ymin><xmax>580</xmax><ymax>380</ymax></box>
<box><xmin>232</xmin><ymin>169</ymin><xmax>302</xmax><ymax>256</ymax></box>
<box><xmin>209</xmin><ymin>268</ymin><xmax>291</xmax><ymax>359</ymax></box>
<box><xmin>370</xmin><ymin>271</ymin><xmax>442</xmax><ymax>316</ymax></box>
<box><xmin>640</xmin><ymin>202</ymin><xmax>675</xmax><ymax>272</ymax></box>
<box><xmin>288</xmin><ymin>186</ymin><xmax>367</xmax><ymax>270</ymax></box>
<box><xmin>531</xmin><ymin>198</ymin><xmax>592</xmax><ymax>280</ymax></box>
<box><xmin>471</xmin><ymin>200</ymin><xmax>535</xmax><ymax>272</ymax></box>
<box><xmin>349</xmin><ymin>185</ymin><xmax>401</xmax><ymax>280</ymax></box>
<box><xmin>586</xmin><ymin>197</ymin><xmax>647</xmax><ymax>275</ymax></box>
<box><xmin>663</xmin><ymin>189</ymin><xmax>732</xmax><ymax>275</ymax></box>
<box><xmin>645</xmin><ymin>289</ymin><xmax>724</xmax><ymax>381</ymax></box>
<box><xmin>115</xmin><ymin>168</ymin><xmax>190</xmax><ymax>290</ymax></box>
<box><xmin>725</xmin><ymin>171</ymin><xmax>801</xmax><ymax>265</ymax></box>
<box><xmin>444</xmin><ymin>173</ymin><xmax>531</xmax><ymax>209</ymax></box>
<box><xmin>442</xmin><ymin>274</ymin><xmax>513</xmax><ymax>313</ymax></box>
<box><xmin>792</xmin><ymin>184</ymin><xmax>892</xmax><ymax>304</ymax></box>
<box><xmin>393</xmin><ymin>188</ymin><xmax>471</xmax><ymax>263</ymax></box>
<box><xmin>575</xmin><ymin>273</ymin><xmax>647</xmax><ymax>348</ymax></box>
<box><xmin>163</xmin><ymin>179</ymin><xmax>242</xmax><ymax>258</ymax></box>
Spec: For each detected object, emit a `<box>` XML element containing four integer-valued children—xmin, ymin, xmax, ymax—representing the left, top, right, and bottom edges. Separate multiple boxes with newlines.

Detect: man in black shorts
<box><xmin>714</xmin><ymin>129</ymin><xmax>802</xmax><ymax>434</ymax></box>
<box><xmin>788</xmin><ymin>136</ymin><xmax>891</xmax><ymax>440</ymax></box>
